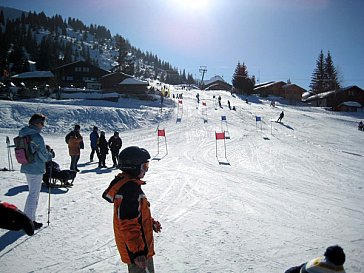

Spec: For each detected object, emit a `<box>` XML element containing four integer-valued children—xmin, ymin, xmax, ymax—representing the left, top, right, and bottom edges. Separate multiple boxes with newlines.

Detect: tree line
<box><xmin>231</xmin><ymin>51</ymin><xmax>341</xmax><ymax>95</ymax></box>
<box><xmin>0</xmin><ymin>9</ymin><xmax>194</xmax><ymax>85</ymax></box>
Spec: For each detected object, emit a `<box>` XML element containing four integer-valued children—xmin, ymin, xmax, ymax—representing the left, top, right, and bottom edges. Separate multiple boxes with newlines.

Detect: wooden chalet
<box><xmin>11</xmin><ymin>71</ymin><xmax>55</xmax><ymax>98</ymax></box>
<box><xmin>101</xmin><ymin>72</ymin><xmax>131</xmax><ymax>91</ymax></box>
<box><xmin>304</xmin><ymin>85</ymin><xmax>364</xmax><ymax>111</ymax></box>
<box><xmin>52</xmin><ymin>60</ymin><xmax>109</xmax><ymax>88</ymax></box>
<box><xmin>203</xmin><ymin>76</ymin><xmax>232</xmax><ymax>91</ymax></box>
<box><xmin>254</xmin><ymin>81</ymin><xmax>305</xmax><ymax>101</ymax></box>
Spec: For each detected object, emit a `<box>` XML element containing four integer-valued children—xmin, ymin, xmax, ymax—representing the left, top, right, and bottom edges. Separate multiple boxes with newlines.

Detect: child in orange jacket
<box><xmin>103</xmin><ymin>146</ymin><xmax>161</xmax><ymax>273</ymax></box>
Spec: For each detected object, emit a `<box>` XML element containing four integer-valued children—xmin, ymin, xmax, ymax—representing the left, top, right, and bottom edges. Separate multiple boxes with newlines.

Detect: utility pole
<box><xmin>199</xmin><ymin>66</ymin><xmax>207</xmax><ymax>90</ymax></box>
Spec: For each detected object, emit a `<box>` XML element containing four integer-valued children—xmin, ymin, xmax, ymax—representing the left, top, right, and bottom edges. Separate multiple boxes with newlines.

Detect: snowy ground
<box><xmin>0</xmin><ymin>89</ymin><xmax>363</xmax><ymax>273</ymax></box>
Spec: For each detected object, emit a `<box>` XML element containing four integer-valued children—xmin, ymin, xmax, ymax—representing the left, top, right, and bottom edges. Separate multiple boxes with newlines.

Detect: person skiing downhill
<box><xmin>102</xmin><ymin>146</ymin><xmax>162</xmax><ymax>273</ymax></box>
<box><xmin>277</xmin><ymin>111</ymin><xmax>284</xmax><ymax>123</ymax></box>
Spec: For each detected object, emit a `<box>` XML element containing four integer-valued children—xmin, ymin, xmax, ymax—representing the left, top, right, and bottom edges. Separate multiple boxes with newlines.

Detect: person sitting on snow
<box><xmin>0</xmin><ymin>202</ymin><xmax>34</xmax><ymax>236</ymax></box>
<box><xmin>358</xmin><ymin>121</ymin><xmax>364</xmax><ymax>131</ymax></box>
<box><xmin>43</xmin><ymin>145</ymin><xmax>76</xmax><ymax>187</ymax></box>
<box><xmin>284</xmin><ymin>245</ymin><xmax>346</xmax><ymax>273</ymax></box>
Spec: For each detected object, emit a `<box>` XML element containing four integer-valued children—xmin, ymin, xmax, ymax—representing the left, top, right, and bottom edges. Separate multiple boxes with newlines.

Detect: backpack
<box><xmin>13</xmin><ymin>136</ymin><xmax>34</xmax><ymax>164</ymax></box>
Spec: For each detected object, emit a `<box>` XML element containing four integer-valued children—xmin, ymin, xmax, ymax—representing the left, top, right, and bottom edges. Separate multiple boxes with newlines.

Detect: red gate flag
<box><xmin>215</xmin><ymin>132</ymin><xmax>225</xmax><ymax>140</ymax></box>
<box><xmin>202</xmin><ymin>101</ymin><xmax>206</xmax><ymax>106</ymax></box>
<box><xmin>178</xmin><ymin>100</ymin><xmax>183</xmax><ymax>104</ymax></box>
<box><xmin>158</xmin><ymin>129</ymin><xmax>165</xmax><ymax>136</ymax></box>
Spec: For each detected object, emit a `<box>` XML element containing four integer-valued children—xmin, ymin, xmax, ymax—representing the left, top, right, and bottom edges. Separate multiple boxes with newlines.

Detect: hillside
<box><xmin>0</xmin><ymin>6</ymin><xmax>194</xmax><ymax>84</ymax></box>
<box><xmin>0</xmin><ymin>88</ymin><xmax>363</xmax><ymax>272</ymax></box>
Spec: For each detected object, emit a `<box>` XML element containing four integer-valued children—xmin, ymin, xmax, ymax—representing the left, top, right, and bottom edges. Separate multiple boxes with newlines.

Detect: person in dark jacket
<box><xmin>108</xmin><ymin>131</ymin><xmax>122</xmax><ymax>167</ymax></box>
<box><xmin>102</xmin><ymin>146</ymin><xmax>162</xmax><ymax>272</ymax></box>
<box><xmin>277</xmin><ymin>111</ymin><xmax>284</xmax><ymax>123</ymax></box>
<box><xmin>98</xmin><ymin>131</ymin><xmax>109</xmax><ymax>168</ymax></box>
<box><xmin>89</xmin><ymin>126</ymin><xmax>100</xmax><ymax>162</ymax></box>
<box><xmin>285</xmin><ymin>245</ymin><xmax>346</xmax><ymax>273</ymax></box>
<box><xmin>43</xmin><ymin>145</ymin><xmax>76</xmax><ymax>187</ymax></box>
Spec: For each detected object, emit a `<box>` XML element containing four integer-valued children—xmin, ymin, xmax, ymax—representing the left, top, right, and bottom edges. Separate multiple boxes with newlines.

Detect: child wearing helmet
<box><xmin>102</xmin><ymin>146</ymin><xmax>162</xmax><ymax>272</ymax></box>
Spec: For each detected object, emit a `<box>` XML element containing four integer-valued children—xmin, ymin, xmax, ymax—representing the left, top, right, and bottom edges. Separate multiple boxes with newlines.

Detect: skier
<box><xmin>196</xmin><ymin>93</ymin><xmax>200</xmax><ymax>104</ymax></box>
<box><xmin>97</xmin><ymin>131</ymin><xmax>109</xmax><ymax>168</ymax></box>
<box><xmin>89</xmin><ymin>126</ymin><xmax>100</xmax><ymax>162</ymax></box>
<box><xmin>285</xmin><ymin>245</ymin><xmax>346</xmax><ymax>273</ymax></box>
<box><xmin>102</xmin><ymin>146</ymin><xmax>162</xmax><ymax>273</ymax></box>
<box><xmin>277</xmin><ymin>111</ymin><xmax>284</xmax><ymax>123</ymax></box>
<box><xmin>108</xmin><ymin>131</ymin><xmax>122</xmax><ymax>167</ymax></box>
<box><xmin>228</xmin><ymin>100</ymin><xmax>231</xmax><ymax>110</ymax></box>
<box><xmin>218</xmin><ymin>95</ymin><xmax>222</xmax><ymax>108</ymax></box>
<box><xmin>19</xmin><ymin>113</ymin><xmax>53</xmax><ymax>229</ymax></box>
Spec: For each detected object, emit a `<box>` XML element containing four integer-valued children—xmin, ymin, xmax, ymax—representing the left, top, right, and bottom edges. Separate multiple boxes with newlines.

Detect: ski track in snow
<box><xmin>0</xmin><ymin>89</ymin><xmax>364</xmax><ymax>272</ymax></box>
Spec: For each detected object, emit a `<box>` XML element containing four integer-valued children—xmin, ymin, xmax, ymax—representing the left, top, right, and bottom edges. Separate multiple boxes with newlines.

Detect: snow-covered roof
<box><xmin>338</xmin><ymin>101</ymin><xmax>362</xmax><ymax>107</ymax></box>
<box><xmin>203</xmin><ymin>75</ymin><xmax>226</xmax><ymax>86</ymax></box>
<box><xmin>119</xmin><ymin>77</ymin><xmax>148</xmax><ymax>85</ymax></box>
<box><xmin>11</xmin><ymin>71</ymin><xmax>54</xmax><ymax>79</ymax></box>
<box><xmin>254</xmin><ymin>81</ymin><xmax>285</xmax><ymax>90</ymax></box>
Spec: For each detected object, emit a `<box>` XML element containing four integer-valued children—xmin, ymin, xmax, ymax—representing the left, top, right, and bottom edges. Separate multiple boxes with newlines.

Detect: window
<box><xmin>75</xmin><ymin>67</ymin><xmax>82</xmax><ymax>72</ymax></box>
<box><xmin>82</xmin><ymin>67</ymin><xmax>89</xmax><ymax>72</ymax></box>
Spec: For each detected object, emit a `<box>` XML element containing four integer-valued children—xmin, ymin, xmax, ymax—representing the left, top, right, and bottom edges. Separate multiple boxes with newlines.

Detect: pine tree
<box><xmin>232</xmin><ymin>62</ymin><xmax>254</xmax><ymax>95</ymax></box>
<box><xmin>310</xmin><ymin>50</ymin><xmax>341</xmax><ymax>94</ymax></box>
<box><xmin>324</xmin><ymin>51</ymin><xmax>340</xmax><ymax>90</ymax></box>
<box><xmin>310</xmin><ymin>50</ymin><xmax>326</xmax><ymax>94</ymax></box>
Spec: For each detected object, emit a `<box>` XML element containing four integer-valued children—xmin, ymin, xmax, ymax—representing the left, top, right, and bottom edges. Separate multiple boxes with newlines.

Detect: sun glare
<box><xmin>170</xmin><ymin>0</ymin><xmax>210</xmax><ymax>12</ymax></box>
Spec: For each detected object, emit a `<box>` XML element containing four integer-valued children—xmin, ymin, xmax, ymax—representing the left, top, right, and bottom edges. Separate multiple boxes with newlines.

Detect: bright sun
<box><xmin>170</xmin><ymin>0</ymin><xmax>210</xmax><ymax>11</ymax></box>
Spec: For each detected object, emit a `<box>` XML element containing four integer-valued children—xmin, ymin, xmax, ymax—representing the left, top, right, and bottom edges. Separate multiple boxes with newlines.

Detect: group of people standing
<box><xmin>7</xmin><ymin>113</ymin><xmax>161</xmax><ymax>273</ymax></box>
<box><xmin>66</xmin><ymin>125</ymin><xmax>123</xmax><ymax>170</ymax></box>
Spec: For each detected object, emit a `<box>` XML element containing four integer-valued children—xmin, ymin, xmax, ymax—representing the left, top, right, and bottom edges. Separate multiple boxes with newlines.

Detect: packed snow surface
<box><xmin>0</xmin><ymin>88</ymin><xmax>363</xmax><ymax>272</ymax></box>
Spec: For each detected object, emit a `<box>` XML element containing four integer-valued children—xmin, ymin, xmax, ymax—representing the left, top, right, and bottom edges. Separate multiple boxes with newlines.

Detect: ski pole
<box><xmin>6</xmin><ymin>136</ymin><xmax>14</xmax><ymax>171</ymax></box>
<box><xmin>47</xmin><ymin>160</ymin><xmax>52</xmax><ymax>226</ymax></box>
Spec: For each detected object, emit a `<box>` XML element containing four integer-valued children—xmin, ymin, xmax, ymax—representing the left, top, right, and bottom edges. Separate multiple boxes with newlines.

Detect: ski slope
<box><xmin>0</xmin><ymin>89</ymin><xmax>363</xmax><ymax>273</ymax></box>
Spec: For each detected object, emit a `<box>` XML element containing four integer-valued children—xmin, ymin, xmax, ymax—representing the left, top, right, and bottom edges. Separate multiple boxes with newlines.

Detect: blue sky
<box><xmin>1</xmin><ymin>0</ymin><xmax>363</xmax><ymax>89</ymax></box>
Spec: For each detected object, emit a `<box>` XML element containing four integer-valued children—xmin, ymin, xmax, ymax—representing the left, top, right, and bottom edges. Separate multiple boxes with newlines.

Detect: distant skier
<box><xmin>277</xmin><ymin>111</ymin><xmax>284</xmax><ymax>123</ymax></box>
<box><xmin>228</xmin><ymin>100</ymin><xmax>231</xmax><ymax>110</ymax></box>
<box><xmin>196</xmin><ymin>93</ymin><xmax>200</xmax><ymax>104</ymax></box>
<box><xmin>218</xmin><ymin>96</ymin><xmax>222</xmax><ymax>108</ymax></box>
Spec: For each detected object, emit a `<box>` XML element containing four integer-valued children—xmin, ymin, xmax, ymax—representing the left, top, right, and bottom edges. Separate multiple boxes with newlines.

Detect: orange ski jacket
<box><xmin>102</xmin><ymin>173</ymin><xmax>155</xmax><ymax>264</ymax></box>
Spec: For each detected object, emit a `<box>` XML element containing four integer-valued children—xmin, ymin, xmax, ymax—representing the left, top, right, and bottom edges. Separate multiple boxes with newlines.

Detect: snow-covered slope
<box><xmin>0</xmin><ymin>89</ymin><xmax>363</xmax><ymax>272</ymax></box>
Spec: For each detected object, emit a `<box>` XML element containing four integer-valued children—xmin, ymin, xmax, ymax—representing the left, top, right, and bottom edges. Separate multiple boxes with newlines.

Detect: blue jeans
<box><xmin>70</xmin><ymin>155</ymin><xmax>80</xmax><ymax>170</ymax></box>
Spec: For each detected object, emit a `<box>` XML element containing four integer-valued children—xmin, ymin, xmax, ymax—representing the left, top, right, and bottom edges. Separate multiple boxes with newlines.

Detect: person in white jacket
<box><xmin>18</xmin><ymin>113</ymin><xmax>53</xmax><ymax>230</ymax></box>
